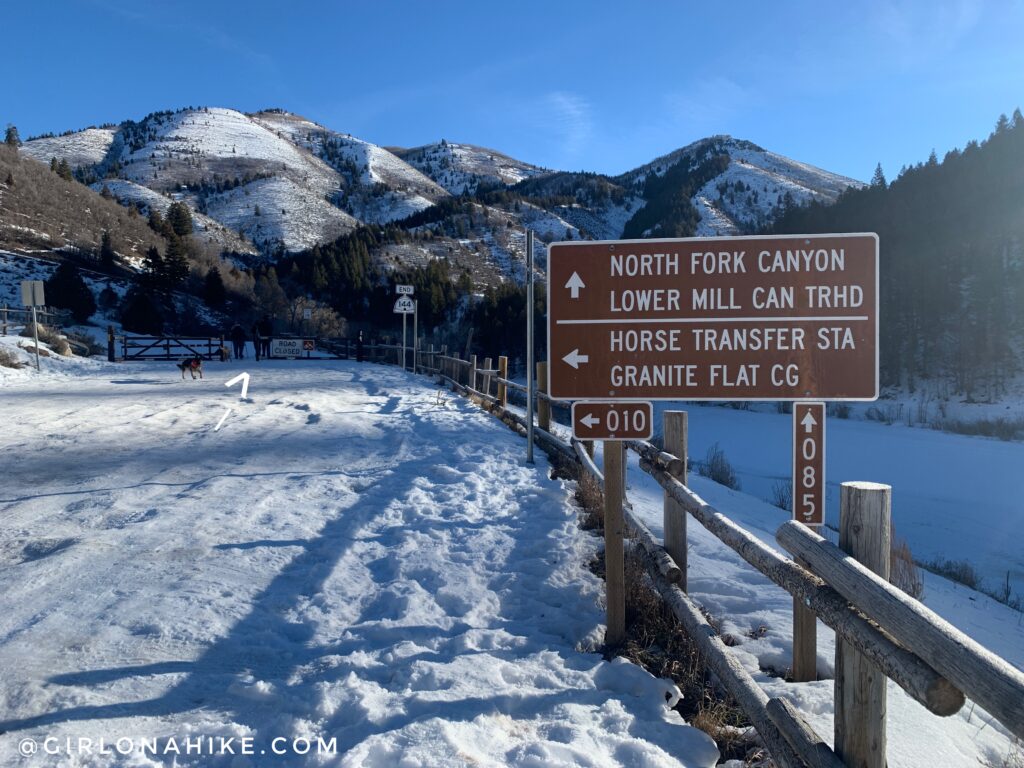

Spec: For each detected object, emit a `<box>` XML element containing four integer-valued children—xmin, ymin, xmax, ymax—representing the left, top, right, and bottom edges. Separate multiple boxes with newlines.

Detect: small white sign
<box><xmin>270</xmin><ymin>338</ymin><xmax>305</xmax><ymax>358</ymax></box>
<box><xmin>393</xmin><ymin>297</ymin><xmax>415</xmax><ymax>314</ymax></box>
<box><xmin>395</xmin><ymin>284</ymin><xmax>414</xmax><ymax>295</ymax></box>
<box><xmin>302</xmin><ymin>308</ymin><xmax>312</xmax><ymax>320</ymax></box>
<box><xmin>20</xmin><ymin>280</ymin><xmax>45</xmax><ymax>307</ymax></box>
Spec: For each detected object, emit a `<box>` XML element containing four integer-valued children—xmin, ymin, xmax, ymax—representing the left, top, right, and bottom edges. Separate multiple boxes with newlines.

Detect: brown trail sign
<box><xmin>572</xmin><ymin>401</ymin><xmax>653</xmax><ymax>441</ymax></box>
<box><xmin>793</xmin><ymin>402</ymin><xmax>825</xmax><ymax>527</ymax></box>
<box><xmin>547</xmin><ymin>234</ymin><xmax>878</xmax><ymax>401</ymax></box>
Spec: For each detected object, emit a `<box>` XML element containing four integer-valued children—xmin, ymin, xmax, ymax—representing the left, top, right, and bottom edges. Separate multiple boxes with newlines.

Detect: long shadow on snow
<box><xmin>0</xmin><ymin>459</ymin><xmax>424</xmax><ymax>735</ymax></box>
<box><xmin>0</xmin><ymin>400</ymin><xmax>443</xmax><ymax>736</ymax></box>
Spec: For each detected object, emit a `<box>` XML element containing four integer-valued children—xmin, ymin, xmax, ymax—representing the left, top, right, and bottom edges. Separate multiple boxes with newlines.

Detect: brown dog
<box><xmin>176</xmin><ymin>356</ymin><xmax>204</xmax><ymax>380</ymax></box>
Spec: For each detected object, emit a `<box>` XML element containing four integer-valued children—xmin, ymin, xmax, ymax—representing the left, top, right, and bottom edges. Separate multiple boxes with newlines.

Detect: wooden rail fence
<box><xmin>403</xmin><ymin>349</ymin><xmax>1024</xmax><ymax>768</ymax></box>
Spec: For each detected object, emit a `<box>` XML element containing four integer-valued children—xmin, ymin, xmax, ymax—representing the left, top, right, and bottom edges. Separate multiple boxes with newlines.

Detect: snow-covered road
<box><xmin>0</xmin><ymin>356</ymin><xmax>717</xmax><ymax>767</ymax></box>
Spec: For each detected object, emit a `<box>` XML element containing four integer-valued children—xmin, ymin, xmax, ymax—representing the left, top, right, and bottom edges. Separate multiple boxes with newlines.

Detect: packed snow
<box><xmin>0</xmin><ymin>350</ymin><xmax>719</xmax><ymax>767</ymax></box>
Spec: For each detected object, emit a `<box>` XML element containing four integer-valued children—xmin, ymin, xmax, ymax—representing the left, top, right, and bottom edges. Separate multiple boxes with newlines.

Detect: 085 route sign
<box><xmin>572</xmin><ymin>401</ymin><xmax>653</xmax><ymax>441</ymax></box>
<box><xmin>546</xmin><ymin>234</ymin><xmax>878</xmax><ymax>401</ymax></box>
<box><xmin>793</xmin><ymin>402</ymin><xmax>825</xmax><ymax>526</ymax></box>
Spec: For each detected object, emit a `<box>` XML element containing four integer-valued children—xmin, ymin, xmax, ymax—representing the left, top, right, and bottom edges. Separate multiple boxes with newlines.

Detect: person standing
<box><xmin>251</xmin><ymin>321</ymin><xmax>262</xmax><ymax>362</ymax></box>
<box><xmin>258</xmin><ymin>315</ymin><xmax>273</xmax><ymax>359</ymax></box>
<box><xmin>230</xmin><ymin>323</ymin><xmax>246</xmax><ymax>360</ymax></box>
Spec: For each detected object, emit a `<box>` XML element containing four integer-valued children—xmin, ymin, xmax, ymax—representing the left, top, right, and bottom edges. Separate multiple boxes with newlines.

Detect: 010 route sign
<box><xmin>793</xmin><ymin>402</ymin><xmax>825</xmax><ymax>526</ymax></box>
<box><xmin>547</xmin><ymin>234</ymin><xmax>878</xmax><ymax>401</ymax></box>
<box><xmin>571</xmin><ymin>401</ymin><xmax>653</xmax><ymax>441</ymax></box>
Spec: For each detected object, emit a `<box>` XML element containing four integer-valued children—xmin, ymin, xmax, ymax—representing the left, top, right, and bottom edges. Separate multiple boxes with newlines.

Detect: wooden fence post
<box><xmin>537</xmin><ymin>362</ymin><xmax>550</xmax><ymax>431</ymax></box>
<box><xmin>604</xmin><ymin>440</ymin><xmax>626</xmax><ymax>647</ymax></box>
<box><xmin>663</xmin><ymin>411</ymin><xmax>687</xmax><ymax>592</ymax></box>
<box><xmin>497</xmin><ymin>356</ymin><xmax>508</xmax><ymax>407</ymax></box>
<box><xmin>2</xmin><ymin>303</ymin><xmax>7</xmax><ymax>335</ymax></box>
<box><xmin>482</xmin><ymin>357</ymin><xmax>492</xmax><ymax>397</ymax></box>
<box><xmin>792</xmin><ymin>550</ymin><xmax>819</xmax><ymax>682</ymax></box>
<box><xmin>470</xmin><ymin>354</ymin><xmax>478</xmax><ymax>391</ymax></box>
<box><xmin>835</xmin><ymin>481</ymin><xmax>891</xmax><ymax>768</ymax></box>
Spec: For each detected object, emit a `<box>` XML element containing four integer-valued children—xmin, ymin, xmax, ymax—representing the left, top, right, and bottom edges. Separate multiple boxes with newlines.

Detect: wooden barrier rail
<box><xmin>357</xmin><ymin>346</ymin><xmax>1024</xmax><ymax>767</ymax></box>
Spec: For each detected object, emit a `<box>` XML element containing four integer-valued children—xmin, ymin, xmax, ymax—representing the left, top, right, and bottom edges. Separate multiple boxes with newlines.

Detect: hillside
<box><xmin>773</xmin><ymin>111</ymin><xmax>1024</xmax><ymax>400</ymax></box>
<box><xmin>20</xmin><ymin>108</ymin><xmax>862</xmax><ymax>286</ymax></box>
<box><xmin>395</xmin><ymin>140</ymin><xmax>547</xmax><ymax>194</ymax></box>
<box><xmin>616</xmin><ymin>136</ymin><xmax>862</xmax><ymax>238</ymax></box>
<box><xmin>0</xmin><ymin>143</ymin><xmax>167</xmax><ymax>262</ymax></box>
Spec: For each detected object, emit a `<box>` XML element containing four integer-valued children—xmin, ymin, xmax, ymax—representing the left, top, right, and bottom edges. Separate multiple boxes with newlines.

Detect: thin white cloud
<box><xmin>876</xmin><ymin>0</ymin><xmax>983</xmax><ymax>58</ymax></box>
<box><xmin>545</xmin><ymin>91</ymin><xmax>594</xmax><ymax>160</ymax></box>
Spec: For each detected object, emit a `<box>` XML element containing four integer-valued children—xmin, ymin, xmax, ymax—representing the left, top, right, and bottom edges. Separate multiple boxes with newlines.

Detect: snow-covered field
<box><xmin>0</xmin><ymin>348</ymin><xmax>718</xmax><ymax>767</ymax></box>
<box><xmin>642</xmin><ymin>402</ymin><xmax>1024</xmax><ymax>594</ymax></box>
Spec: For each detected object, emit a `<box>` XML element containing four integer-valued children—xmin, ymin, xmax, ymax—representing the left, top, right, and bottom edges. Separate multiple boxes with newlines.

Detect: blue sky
<box><xmin>4</xmin><ymin>1</ymin><xmax>1022</xmax><ymax>182</ymax></box>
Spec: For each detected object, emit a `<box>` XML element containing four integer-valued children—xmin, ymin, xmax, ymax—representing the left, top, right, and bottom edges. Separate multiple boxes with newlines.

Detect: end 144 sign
<box><xmin>547</xmin><ymin>234</ymin><xmax>878</xmax><ymax>401</ymax></box>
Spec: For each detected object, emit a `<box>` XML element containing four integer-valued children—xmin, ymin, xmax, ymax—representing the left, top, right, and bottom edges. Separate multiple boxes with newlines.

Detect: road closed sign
<box><xmin>793</xmin><ymin>402</ymin><xmax>825</xmax><ymax>526</ymax></box>
<box><xmin>270</xmin><ymin>338</ymin><xmax>306</xmax><ymax>358</ymax></box>
<box><xmin>547</xmin><ymin>234</ymin><xmax>878</xmax><ymax>401</ymax></box>
<box><xmin>571</xmin><ymin>401</ymin><xmax>653</xmax><ymax>441</ymax></box>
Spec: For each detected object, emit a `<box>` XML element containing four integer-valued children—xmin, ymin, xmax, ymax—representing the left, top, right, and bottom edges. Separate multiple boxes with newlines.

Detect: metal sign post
<box><xmin>547</xmin><ymin>234</ymin><xmax>878</xmax><ymax>401</ymax></box>
<box><xmin>413</xmin><ymin>299</ymin><xmax>418</xmax><ymax>375</ymax></box>
<box><xmin>526</xmin><ymin>229</ymin><xmax>535</xmax><ymax>464</ymax></box>
<box><xmin>20</xmin><ymin>280</ymin><xmax>44</xmax><ymax>371</ymax></box>
<box><xmin>393</xmin><ymin>296</ymin><xmax>415</xmax><ymax>371</ymax></box>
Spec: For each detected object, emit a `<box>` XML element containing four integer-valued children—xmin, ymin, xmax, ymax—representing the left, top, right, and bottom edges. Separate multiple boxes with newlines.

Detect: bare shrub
<box><xmin>828</xmin><ymin>402</ymin><xmax>851</xmax><ymax>419</ymax></box>
<box><xmin>576</xmin><ymin>474</ymin><xmax>604</xmax><ymax>531</ymax></box>
<box><xmin>698</xmin><ymin>442</ymin><xmax>741</xmax><ymax>490</ymax></box>
<box><xmin>767</xmin><ymin>480</ymin><xmax>792</xmax><ymax>512</ymax></box>
<box><xmin>0</xmin><ymin>347</ymin><xmax>24</xmax><ymax>369</ymax></box>
<box><xmin>62</xmin><ymin>329</ymin><xmax>104</xmax><ymax>357</ymax></box>
<box><xmin>924</xmin><ymin>557</ymin><xmax>979</xmax><ymax>589</ymax></box>
<box><xmin>890</xmin><ymin>536</ymin><xmax>924</xmax><ymax>600</ymax></box>
<box><xmin>620</xmin><ymin>547</ymin><xmax>754</xmax><ymax>763</ymax></box>
<box><xmin>20</xmin><ymin>322</ymin><xmax>71</xmax><ymax>355</ymax></box>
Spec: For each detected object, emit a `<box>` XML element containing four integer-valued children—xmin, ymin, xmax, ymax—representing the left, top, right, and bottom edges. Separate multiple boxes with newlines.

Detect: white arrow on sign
<box><xmin>225</xmin><ymin>371</ymin><xmax>250</xmax><ymax>399</ymax></box>
<box><xmin>564</xmin><ymin>272</ymin><xmax>585</xmax><ymax>299</ymax></box>
<box><xmin>562</xmin><ymin>349</ymin><xmax>589</xmax><ymax>369</ymax></box>
<box><xmin>801</xmin><ymin>410</ymin><xmax>818</xmax><ymax>433</ymax></box>
<box><xmin>580</xmin><ymin>413</ymin><xmax>600</xmax><ymax>428</ymax></box>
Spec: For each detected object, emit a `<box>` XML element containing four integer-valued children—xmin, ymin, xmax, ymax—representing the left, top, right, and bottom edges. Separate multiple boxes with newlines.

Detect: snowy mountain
<box><xmin>618</xmin><ymin>136</ymin><xmax>862</xmax><ymax>236</ymax></box>
<box><xmin>20</xmin><ymin>111</ymin><xmax>862</xmax><ymax>283</ymax></box>
<box><xmin>395</xmin><ymin>141</ymin><xmax>547</xmax><ymax>194</ymax></box>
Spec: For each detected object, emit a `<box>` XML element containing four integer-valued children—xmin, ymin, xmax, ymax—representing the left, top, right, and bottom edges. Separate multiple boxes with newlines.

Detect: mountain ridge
<box><xmin>14</xmin><ymin>106</ymin><xmax>862</xmax><ymax>283</ymax></box>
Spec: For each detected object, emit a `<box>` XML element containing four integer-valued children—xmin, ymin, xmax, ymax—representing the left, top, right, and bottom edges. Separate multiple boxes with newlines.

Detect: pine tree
<box><xmin>50</xmin><ymin>157</ymin><xmax>58</xmax><ymax>173</ymax></box>
<box><xmin>148</xmin><ymin>208</ymin><xmax>165</xmax><ymax>234</ymax></box>
<box><xmin>870</xmin><ymin>163</ymin><xmax>887</xmax><ymax>188</ymax></box>
<box><xmin>163</xmin><ymin>236</ymin><xmax>190</xmax><ymax>288</ymax></box>
<box><xmin>120</xmin><ymin>287</ymin><xmax>163</xmax><ymax>334</ymax></box>
<box><xmin>142</xmin><ymin>246</ymin><xmax>165</xmax><ymax>292</ymax></box>
<box><xmin>99</xmin><ymin>231</ymin><xmax>116</xmax><ymax>269</ymax></box>
<box><xmin>45</xmin><ymin>261</ymin><xmax>96</xmax><ymax>322</ymax></box>
<box><xmin>57</xmin><ymin>158</ymin><xmax>73</xmax><ymax>181</ymax></box>
<box><xmin>4</xmin><ymin>124</ymin><xmax>20</xmax><ymax>147</ymax></box>
<box><xmin>203</xmin><ymin>267</ymin><xmax>227</xmax><ymax>308</ymax></box>
<box><xmin>166</xmin><ymin>201</ymin><xmax>193</xmax><ymax>237</ymax></box>
<box><xmin>4</xmin><ymin>171</ymin><xmax>13</xmax><ymax>187</ymax></box>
